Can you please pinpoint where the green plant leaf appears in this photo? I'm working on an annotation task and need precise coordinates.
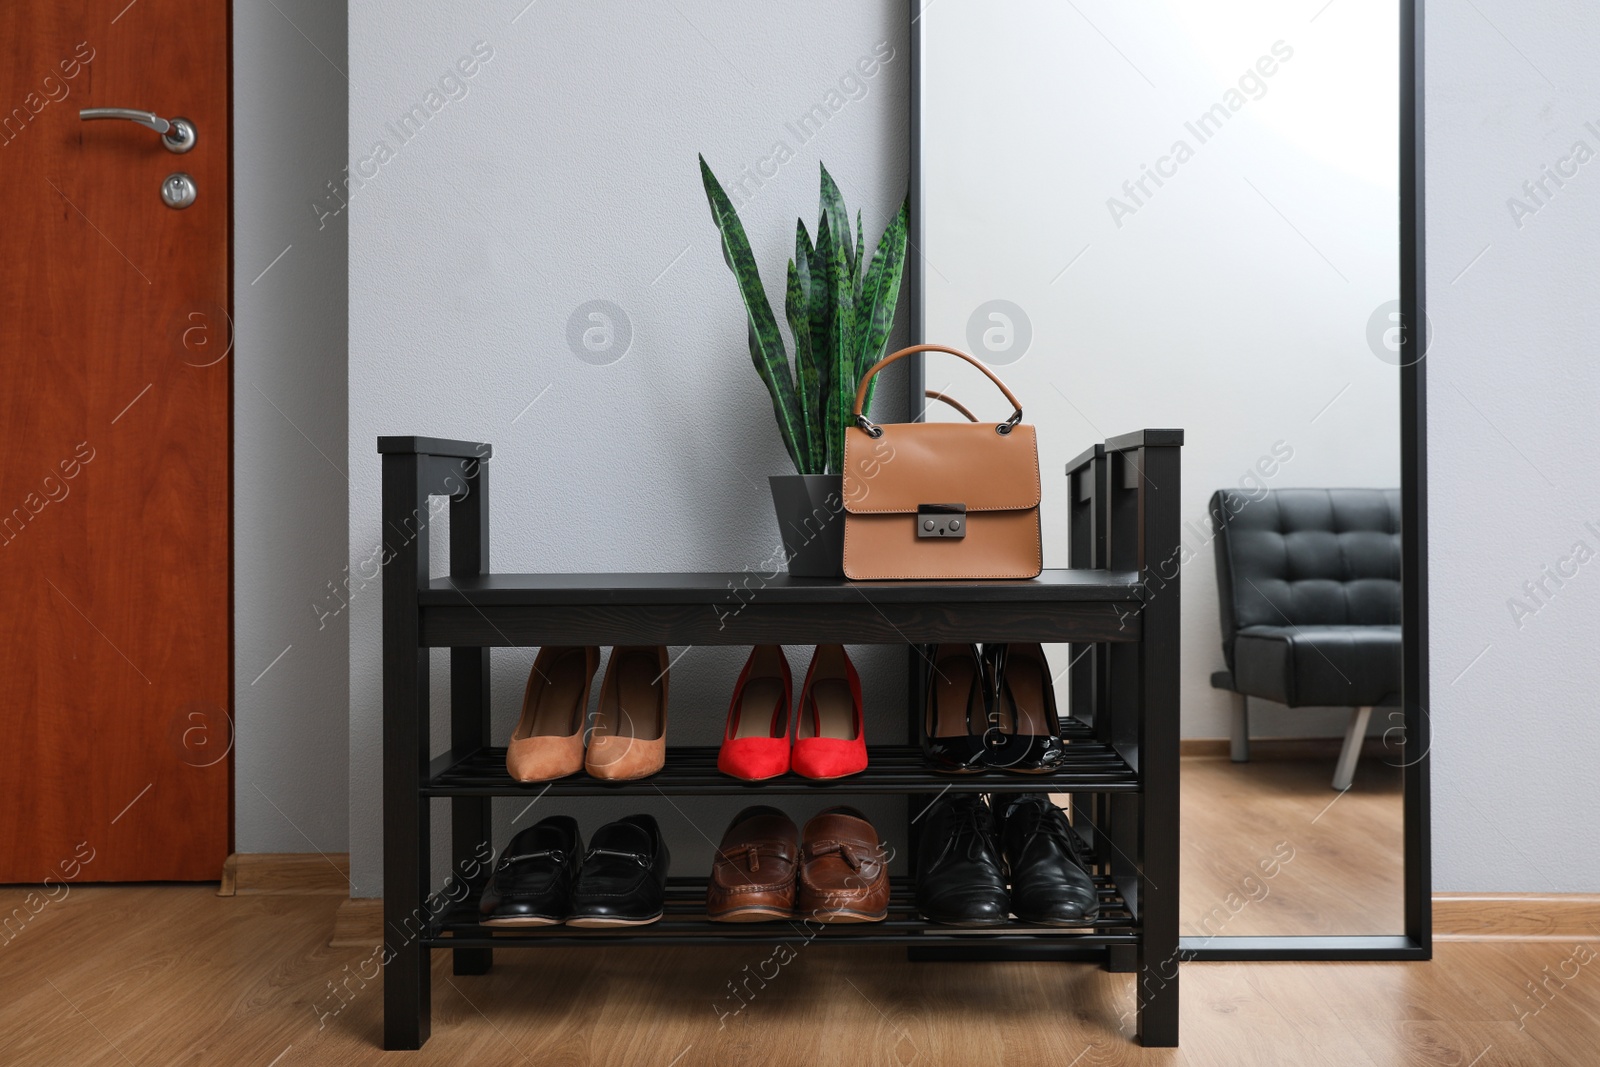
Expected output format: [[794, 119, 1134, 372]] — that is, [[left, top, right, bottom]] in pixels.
[[793, 217, 826, 469], [786, 237, 822, 474], [855, 195, 910, 416], [854, 209, 865, 287], [832, 261, 858, 476], [818, 163, 854, 279], [698, 154, 806, 472], [809, 218, 835, 469], [818, 214, 857, 474], [819, 214, 844, 473]]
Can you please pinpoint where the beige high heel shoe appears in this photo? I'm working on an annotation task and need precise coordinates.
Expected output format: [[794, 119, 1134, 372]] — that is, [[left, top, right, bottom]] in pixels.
[[585, 646, 669, 780], [506, 646, 600, 782]]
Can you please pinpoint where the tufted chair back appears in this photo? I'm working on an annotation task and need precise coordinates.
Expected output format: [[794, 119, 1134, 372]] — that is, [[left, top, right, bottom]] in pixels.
[[1210, 488, 1401, 671]]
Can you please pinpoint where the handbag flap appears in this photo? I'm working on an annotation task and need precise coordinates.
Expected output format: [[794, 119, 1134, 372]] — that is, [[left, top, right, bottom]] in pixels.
[[841, 422, 1041, 514]]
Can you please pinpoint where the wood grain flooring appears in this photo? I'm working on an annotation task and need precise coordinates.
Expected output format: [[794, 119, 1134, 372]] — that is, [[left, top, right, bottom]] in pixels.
[[1178, 751, 1404, 938], [3, 881, 1599, 1065]]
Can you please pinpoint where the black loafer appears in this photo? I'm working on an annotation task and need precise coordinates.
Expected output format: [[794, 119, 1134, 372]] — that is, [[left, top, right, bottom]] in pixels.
[[479, 816, 581, 926], [914, 793, 1010, 926], [567, 813, 670, 927], [998, 794, 1099, 926], [922, 644, 989, 774], [981, 644, 1067, 774]]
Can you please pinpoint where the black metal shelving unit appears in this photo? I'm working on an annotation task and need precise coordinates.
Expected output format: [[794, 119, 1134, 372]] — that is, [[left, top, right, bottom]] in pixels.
[[378, 429, 1183, 1050]]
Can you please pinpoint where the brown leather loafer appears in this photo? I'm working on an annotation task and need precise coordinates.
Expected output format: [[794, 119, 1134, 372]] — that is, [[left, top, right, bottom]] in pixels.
[[706, 806, 799, 922], [796, 806, 889, 923]]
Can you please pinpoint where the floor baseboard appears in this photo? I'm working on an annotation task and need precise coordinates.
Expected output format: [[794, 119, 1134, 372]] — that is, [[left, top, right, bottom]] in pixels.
[[330, 897, 383, 948], [1181, 736, 1391, 760], [1434, 893, 1600, 941], [216, 852, 352, 897]]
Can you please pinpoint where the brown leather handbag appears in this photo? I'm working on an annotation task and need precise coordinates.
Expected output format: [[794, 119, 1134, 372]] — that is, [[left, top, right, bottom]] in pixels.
[[841, 345, 1042, 580]]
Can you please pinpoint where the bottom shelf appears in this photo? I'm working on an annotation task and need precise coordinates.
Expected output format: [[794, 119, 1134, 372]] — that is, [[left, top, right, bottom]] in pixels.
[[422, 875, 1138, 949]]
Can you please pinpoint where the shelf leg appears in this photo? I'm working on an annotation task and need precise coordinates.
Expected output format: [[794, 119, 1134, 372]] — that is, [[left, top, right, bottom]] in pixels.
[[1125, 441, 1182, 1049], [382, 453, 433, 1050], [449, 461, 493, 976], [451, 651, 493, 975], [1104, 944, 1137, 973]]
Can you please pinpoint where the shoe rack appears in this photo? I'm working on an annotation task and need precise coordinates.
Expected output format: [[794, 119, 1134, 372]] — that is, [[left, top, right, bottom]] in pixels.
[[377, 430, 1183, 1050]]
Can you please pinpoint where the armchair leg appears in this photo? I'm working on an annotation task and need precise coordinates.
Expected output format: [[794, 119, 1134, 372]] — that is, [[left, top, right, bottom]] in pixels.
[[1331, 706, 1372, 791], [1229, 694, 1250, 762]]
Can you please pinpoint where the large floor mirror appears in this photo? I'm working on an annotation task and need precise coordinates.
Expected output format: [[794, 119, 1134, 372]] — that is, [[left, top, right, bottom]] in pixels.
[[910, 0, 1428, 954]]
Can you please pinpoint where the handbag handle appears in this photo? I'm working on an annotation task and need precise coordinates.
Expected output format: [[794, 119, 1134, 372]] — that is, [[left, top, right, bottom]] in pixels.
[[853, 344, 1023, 436], [924, 389, 978, 422]]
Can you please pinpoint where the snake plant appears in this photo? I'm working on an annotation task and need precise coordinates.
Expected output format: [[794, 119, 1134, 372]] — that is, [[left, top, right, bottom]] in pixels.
[[699, 155, 909, 475]]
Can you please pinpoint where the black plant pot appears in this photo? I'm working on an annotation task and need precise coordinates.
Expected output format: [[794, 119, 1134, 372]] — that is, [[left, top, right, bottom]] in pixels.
[[768, 474, 846, 578]]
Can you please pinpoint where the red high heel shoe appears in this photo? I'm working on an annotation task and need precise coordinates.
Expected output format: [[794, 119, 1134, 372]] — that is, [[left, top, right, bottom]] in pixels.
[[717, 645, 793, 780], [791, 644, 867, 780]]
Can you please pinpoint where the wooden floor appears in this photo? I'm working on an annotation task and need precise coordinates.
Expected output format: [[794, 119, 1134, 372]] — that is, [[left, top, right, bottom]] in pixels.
[[2, 878, 1597, 1066], [1179, 746, 1404, 937]]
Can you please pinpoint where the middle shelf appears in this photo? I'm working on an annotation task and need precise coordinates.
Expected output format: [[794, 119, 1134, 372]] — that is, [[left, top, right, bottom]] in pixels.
[[425, 744, 1139, 797]]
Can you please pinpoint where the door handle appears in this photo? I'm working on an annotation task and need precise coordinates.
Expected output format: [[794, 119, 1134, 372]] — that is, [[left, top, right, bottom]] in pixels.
[[79, 108, 197, 154]]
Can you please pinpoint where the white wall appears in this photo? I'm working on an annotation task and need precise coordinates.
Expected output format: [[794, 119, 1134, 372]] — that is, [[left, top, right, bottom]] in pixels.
[[1427, 2, 1600, 892], [920, 0, 1401, 742], [232, 0, 349, 856], [347, 1, 911, 895]]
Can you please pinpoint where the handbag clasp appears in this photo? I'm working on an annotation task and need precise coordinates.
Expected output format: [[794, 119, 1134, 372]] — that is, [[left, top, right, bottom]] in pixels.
[[916, 503, 966, 539]]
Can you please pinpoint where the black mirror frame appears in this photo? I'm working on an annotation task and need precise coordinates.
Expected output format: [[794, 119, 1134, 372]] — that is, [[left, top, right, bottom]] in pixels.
[[906, 0, 1430, 962]]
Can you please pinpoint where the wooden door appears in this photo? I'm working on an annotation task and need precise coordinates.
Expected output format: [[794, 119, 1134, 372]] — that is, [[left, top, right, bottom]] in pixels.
[[0, 2, 230, 881]]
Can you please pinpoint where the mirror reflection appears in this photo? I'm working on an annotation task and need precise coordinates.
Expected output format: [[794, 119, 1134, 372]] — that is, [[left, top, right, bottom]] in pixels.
[[919, 0, 1403, 936]]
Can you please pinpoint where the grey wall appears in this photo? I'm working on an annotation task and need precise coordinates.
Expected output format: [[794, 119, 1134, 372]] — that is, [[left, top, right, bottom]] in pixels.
[[1428, 3, 1600, 892], [337, 0, 1600, 897], [233, 0, 350, 857], [347, 1, 910, 895]]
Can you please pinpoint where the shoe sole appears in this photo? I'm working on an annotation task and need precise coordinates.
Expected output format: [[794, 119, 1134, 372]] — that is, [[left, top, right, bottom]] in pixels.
[[918, 914, 1011, 927], [805, 909, 888, 923], [706, 906, 793, 923], [481, 915, 562, 927], [1013, 913, 1101, 927], [565, 913, 664, 928]]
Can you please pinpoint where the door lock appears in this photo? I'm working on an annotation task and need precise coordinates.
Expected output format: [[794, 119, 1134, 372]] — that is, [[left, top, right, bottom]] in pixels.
[[161, 173, 197, 210]]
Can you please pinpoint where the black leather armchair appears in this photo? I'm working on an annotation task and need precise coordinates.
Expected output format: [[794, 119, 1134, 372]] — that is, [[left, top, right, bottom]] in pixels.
[[1209, 488, 1402, 790]]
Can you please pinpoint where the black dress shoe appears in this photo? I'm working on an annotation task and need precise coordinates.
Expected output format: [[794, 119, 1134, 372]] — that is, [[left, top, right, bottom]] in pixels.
[[981, 644, 1067, 773], [922, 644, 989, 774], [479, 816, 581, 926], [567, 813, 670, 927], [914, 793, 1010, 926], [998, 794, 1099, 926]]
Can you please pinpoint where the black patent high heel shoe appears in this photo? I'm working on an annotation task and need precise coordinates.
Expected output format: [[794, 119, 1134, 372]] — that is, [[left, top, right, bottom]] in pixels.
[[981, 643, 1066, 774], [922, 644, 988, 774]]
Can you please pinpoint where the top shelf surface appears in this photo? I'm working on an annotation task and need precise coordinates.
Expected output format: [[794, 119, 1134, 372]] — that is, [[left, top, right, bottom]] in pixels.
[[415, 570, 1147, 646], [421, 569, 1141, 606]]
